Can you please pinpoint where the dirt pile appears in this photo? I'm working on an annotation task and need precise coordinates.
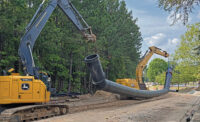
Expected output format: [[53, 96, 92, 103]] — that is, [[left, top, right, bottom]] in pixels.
[[78, 90, 118, 100]]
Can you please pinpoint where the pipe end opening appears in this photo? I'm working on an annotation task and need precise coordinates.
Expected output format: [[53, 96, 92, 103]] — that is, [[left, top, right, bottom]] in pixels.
[[85, 54, 99, 63]]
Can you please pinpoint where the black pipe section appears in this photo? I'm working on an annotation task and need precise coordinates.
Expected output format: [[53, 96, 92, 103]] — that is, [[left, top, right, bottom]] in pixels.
[[85, 54, 172, 98]]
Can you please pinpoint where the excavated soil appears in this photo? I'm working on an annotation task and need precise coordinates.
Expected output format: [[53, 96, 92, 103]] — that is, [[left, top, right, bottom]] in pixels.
[[36, 90, 200, 122]]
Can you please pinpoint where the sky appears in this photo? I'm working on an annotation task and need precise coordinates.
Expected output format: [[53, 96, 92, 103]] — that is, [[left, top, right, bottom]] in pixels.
[[124, 0, 200, 62]]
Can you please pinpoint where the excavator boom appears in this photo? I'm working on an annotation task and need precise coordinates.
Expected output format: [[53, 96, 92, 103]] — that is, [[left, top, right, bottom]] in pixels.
[[19, 0, 96, 79], [116, 46, 169, 90], [136, 46, 169, 89]]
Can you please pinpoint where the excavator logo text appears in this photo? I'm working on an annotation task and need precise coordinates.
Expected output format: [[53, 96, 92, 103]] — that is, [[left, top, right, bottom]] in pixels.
[[21, 78, 33, 81]]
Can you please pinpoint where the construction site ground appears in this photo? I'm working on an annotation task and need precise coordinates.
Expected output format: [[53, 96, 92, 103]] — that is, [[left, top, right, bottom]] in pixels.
[[38, 89, 200, 122]]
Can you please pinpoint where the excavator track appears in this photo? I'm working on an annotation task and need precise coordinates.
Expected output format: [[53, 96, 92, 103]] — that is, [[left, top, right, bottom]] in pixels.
[[0, 104, 69, 122]]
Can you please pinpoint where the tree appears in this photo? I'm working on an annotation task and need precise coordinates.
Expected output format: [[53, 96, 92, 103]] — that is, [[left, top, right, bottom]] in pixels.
[[0, 0, 142, 94], [158, 0, 200, 59], [172, 23, 200, 83], [0, 0, 30, 74], [147, 58, 168, 82], [158, 0, 200, 25], [78, 0, 142, 81], [155, 72, 166, 84]]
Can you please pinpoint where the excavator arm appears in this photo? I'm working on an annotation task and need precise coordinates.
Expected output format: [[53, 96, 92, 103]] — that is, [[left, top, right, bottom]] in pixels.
[[18, 0, 96, 78], [136, 46, 169, 86]]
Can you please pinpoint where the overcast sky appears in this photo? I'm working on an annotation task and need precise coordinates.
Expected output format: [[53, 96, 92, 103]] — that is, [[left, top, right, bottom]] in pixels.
[[124, 0, 200, 62]]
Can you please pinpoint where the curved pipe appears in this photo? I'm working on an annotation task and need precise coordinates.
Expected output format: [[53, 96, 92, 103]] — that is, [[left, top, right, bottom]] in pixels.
[[85, 54, 172, 98]]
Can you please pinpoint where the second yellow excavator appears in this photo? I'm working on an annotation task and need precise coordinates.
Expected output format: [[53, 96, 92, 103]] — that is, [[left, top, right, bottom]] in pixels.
[[116, 46, 169, 90]]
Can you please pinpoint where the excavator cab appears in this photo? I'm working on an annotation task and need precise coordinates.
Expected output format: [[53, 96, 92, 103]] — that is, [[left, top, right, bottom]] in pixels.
[[38, 72, 57, 95], [0, 72, 50, 104], [39, 71, 51, 91], [0, 66, 51, 104]]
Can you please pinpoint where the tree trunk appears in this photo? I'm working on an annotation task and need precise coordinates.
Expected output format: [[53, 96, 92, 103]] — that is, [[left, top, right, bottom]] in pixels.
[[0, 34, 3, 61], [57, 80, 64, 93], [57, 80, 61, 93], [68, 52, 73, 93], [51, 69, 57, 88]]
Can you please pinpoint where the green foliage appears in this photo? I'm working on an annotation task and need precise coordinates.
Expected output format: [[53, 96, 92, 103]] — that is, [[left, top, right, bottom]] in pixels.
[[155, 72, 166, 84], [147, 58, 168, 82], [0, 0, 142, 93], [172, 23, 200, 84], [158, 0, 200, 25]]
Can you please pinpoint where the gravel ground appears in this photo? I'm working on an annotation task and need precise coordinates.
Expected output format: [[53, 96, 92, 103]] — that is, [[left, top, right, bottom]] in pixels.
[[37, 91, 200, 122]]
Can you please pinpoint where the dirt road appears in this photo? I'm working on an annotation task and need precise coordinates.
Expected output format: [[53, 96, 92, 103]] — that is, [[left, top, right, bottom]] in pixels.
[[38, 92, 200, 122]]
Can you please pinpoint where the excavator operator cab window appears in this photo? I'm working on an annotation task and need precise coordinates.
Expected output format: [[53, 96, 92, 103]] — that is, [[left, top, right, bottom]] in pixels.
[[39, 72, 51, 91]]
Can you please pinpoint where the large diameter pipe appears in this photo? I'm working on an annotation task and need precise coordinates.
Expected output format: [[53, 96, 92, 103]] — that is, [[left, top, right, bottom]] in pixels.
[[85, 54, 172, 98]]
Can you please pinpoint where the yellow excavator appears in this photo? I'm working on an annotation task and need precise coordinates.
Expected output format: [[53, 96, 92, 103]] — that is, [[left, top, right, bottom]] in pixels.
[[0, 0, 95, 121], [116, 46, 169, 90]]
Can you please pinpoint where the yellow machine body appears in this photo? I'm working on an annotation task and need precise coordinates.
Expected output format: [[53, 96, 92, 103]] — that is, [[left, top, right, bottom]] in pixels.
[[116, 79, 140, 89], [116, 46, 169, 90], [0, 73, 50, 104]]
